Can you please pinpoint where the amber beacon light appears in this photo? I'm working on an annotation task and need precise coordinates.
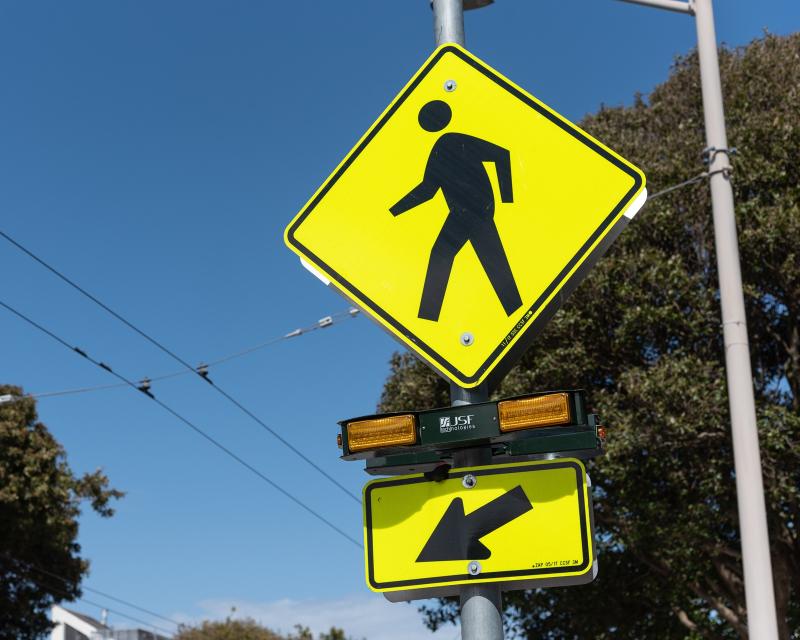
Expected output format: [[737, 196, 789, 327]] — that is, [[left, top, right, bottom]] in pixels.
[[498, 393, 572, 432], [345, 415, 417, 452]]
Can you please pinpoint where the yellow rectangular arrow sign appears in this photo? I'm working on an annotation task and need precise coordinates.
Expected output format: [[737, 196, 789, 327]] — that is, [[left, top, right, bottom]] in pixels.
[[363, 459, 596, 598]]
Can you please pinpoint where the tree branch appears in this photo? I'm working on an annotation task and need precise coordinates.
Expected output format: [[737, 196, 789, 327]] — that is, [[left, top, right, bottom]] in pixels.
[[712, 557, 744, 609], [689, 580, 748, 638], [673, 607, 714, 640]]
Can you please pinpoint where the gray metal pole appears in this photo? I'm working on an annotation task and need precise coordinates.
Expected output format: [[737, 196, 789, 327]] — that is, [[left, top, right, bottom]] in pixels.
[[620, 0, 780, 635], [431, 5, 504, 636], [693, 1, 779, 636], [432, 0, 466, 48], [451, 384, 504, 640]]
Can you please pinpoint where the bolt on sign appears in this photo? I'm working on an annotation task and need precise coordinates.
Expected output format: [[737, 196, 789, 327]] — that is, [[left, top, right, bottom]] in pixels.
[[285, 44, 647, 388], [363, 459, 596, 601]]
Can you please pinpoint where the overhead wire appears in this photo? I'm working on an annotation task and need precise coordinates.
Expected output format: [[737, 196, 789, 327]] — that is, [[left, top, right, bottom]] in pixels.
[[77, 592, 179, 631], [1, 308, 358, 403], [6, 561, 174, 635], [72, 596, 176, 637], [3, 553, 180, 630], [646, 172, 708, 200], [0, 228, 360, 504], [9, 554, 181, 627], [12, 381, 127, 400], [0, 299, 363, 550]]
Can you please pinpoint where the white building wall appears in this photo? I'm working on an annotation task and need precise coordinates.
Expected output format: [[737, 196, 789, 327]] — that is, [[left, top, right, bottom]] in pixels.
[[51, 605, 107, 640]]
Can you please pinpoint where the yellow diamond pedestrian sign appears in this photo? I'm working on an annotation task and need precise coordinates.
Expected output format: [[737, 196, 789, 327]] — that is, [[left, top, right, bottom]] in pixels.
[[285, 44, 646, 388], [363, 459, 596, 599]]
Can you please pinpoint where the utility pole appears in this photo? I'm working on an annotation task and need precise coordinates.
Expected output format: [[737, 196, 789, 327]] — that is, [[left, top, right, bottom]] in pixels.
[[619, 1, 779, 637], [430, 3, 503, 637]]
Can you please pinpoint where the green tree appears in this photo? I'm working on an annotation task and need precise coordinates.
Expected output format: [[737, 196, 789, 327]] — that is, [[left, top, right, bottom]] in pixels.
[[379, 33, 800, 639], [0, 385, 124, 640], [174, 619, 357, 640], [175, 618, 285, 640], [318, 627, 350, 640]]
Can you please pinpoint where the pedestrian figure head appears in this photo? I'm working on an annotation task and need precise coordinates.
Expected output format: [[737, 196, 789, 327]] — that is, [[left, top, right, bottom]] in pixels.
[[418, 100, 452, 132]]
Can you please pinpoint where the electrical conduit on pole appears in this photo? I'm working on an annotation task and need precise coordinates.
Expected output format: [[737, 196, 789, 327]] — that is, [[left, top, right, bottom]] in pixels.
[[431, 2, 504, 638]]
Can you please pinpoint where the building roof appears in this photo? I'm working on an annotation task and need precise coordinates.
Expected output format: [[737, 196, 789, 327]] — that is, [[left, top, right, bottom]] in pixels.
[[61, 607, 111, 631]]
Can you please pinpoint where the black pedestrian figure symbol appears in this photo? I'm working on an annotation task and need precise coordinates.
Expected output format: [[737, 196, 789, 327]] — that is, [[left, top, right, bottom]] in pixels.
[[390, 100, 523, 322]]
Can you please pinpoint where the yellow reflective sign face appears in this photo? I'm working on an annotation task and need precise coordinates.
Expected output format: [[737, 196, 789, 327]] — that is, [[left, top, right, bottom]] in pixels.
[[363, 459, 595, 593], [285, 45, 646, 388]]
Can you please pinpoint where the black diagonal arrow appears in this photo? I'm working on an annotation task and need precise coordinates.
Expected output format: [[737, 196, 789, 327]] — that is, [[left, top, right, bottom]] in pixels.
[[416, 485, 533, 562]]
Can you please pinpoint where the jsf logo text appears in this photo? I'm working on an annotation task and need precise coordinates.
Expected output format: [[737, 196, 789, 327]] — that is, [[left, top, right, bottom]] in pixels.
[[439, 414, 476, 433]]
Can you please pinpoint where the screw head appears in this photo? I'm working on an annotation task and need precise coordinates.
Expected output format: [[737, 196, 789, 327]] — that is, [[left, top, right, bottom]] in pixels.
[[467, 561, 482, 575], [444, 79, 457, 92], [462, 474, 477, 489], [460, 332, 474, 346]]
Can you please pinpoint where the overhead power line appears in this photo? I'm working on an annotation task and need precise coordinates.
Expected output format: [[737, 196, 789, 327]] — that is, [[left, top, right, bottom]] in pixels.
[[3, 553, 180, 630], [0, 299, 362, 550], [0, 307, 358, 403], [5, 559, 175, 636], [0, 228, 359, 504], [72, 595, 175, 637], [37, 565, 179, 626]]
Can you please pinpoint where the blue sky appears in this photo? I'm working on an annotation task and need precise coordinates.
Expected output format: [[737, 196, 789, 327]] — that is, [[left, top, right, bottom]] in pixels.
[[1, 1, 798, 638]]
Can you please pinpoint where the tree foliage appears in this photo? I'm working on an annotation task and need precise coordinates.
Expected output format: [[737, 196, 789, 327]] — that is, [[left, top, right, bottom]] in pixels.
[[0, 385, 124, 640], [174, 618, 358, 640], [379, 33, 800, 639]]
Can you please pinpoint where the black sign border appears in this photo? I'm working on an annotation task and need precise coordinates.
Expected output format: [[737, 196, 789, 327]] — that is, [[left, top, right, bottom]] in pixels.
[[286, 45, 643, 386], [363, 460, 591, 590]]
